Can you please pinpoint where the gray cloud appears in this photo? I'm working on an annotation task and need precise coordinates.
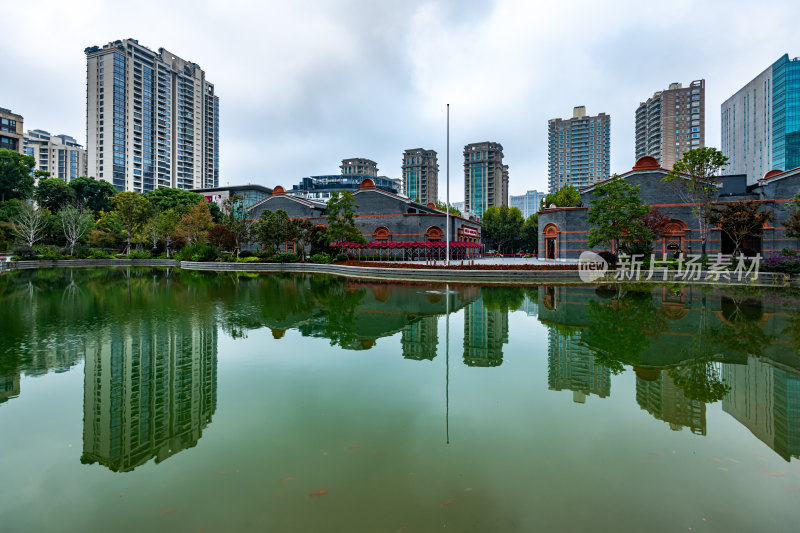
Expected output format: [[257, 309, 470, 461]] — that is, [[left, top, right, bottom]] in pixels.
[[1, 0, 799, 201]]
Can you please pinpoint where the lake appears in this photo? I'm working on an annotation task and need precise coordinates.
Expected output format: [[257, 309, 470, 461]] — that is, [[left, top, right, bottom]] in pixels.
[[1, 268, 798, 532]]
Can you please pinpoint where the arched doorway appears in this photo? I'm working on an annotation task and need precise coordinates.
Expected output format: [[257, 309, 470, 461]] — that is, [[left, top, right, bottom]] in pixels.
[[661, 220, 687, 257], [543, 224, 558, 259]]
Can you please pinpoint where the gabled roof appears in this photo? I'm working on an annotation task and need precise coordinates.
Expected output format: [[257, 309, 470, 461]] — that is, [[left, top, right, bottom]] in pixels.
[[248, 188, 326, 213], [756, 167, 800, 184]]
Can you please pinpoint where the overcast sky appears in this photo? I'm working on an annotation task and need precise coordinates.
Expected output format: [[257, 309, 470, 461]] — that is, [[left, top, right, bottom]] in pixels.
[[1, 0, 799, 201]]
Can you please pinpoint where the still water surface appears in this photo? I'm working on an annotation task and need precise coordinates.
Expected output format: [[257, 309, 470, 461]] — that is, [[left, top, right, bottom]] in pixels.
[[1, 268, 799, 532]]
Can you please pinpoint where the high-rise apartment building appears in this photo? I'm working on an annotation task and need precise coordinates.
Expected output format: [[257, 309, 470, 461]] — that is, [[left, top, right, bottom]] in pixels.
[[510, 189, 545, 219], [85, 39, 219, 193], [340, 158, 378, 177], [547, 107, 610, 193], [23, 130, 87, 182], [635, 80, 705, 170], [402, 148, 438, 204], [721, 54, 800, 183], [0, 107, 23, 153], [463, 142, 508, 217]]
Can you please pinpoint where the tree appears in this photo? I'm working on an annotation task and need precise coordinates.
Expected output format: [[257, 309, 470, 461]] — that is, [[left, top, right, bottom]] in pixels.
[[541, 184, 581, 209], [88, 210, 125, 249], [112, 191, 150, 255], [10, 201, 48, 248], [707, 200, 775, 255], [176, 201, 213, 245], [158, 209, 182, 257], [209, 224, 236, 250], [35, 178, 75, 213], [434, 200, 461, 216], [664, 147, 728, 256], [221, 195, 252, 257], [257, 209, 290, 252], [587, 175, 653, 254], [326, 191, 365, 247], [520, 213, 538, 253], [60, 205, 93, 255], [292, 218, 315, 260], [783, 194, 800, 240], [0, 149, 35, 201], [67, 176, 117, 213], [481, 205, 524, 253]]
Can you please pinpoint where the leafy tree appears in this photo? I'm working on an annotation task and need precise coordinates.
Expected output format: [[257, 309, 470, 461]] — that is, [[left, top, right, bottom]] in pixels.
[[707, 200, 775, 255], [158, 208, 182, 257], [783, 193, 800, 240], [67, 177, 117, 213], [542, 184, 581, 209], [326, 191, 365, 247], [291, 218, 315, 260], [587, 175, 653, 254], [434, 200, 461, 216], [60, 205, 94, 255], [0, 148, 35, 201], [35, 178, 76, 213], [520, 213, 538, 253], [664, 147, 728, 256], [145, 187, 207, 214], [257, 209, 290, 253], [176, 201, 213, 245], [88, 210, 125, 249], [482, 205, 524, 253], [10, 201, 49, 248], [0, 198, 22, 222], [221, 195, 252, 257], [209, 224, 236, 250], [112, 191, 151, 255]]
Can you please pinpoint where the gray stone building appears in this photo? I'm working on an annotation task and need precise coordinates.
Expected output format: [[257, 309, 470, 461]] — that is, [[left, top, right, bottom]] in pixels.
[[340, 158, 378, 177], [464, 141, 508, 217], [538, 156, 800, 260], [249, 178, 481, 245], [402, 148, 438, 205], [0, 107, 23, 153], [23, 130, 88, 183]]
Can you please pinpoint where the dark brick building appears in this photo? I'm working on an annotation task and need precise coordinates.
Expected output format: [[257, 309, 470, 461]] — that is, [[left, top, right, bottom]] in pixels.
[[249, 178, 481, 245], [538, 156, 800, 260]]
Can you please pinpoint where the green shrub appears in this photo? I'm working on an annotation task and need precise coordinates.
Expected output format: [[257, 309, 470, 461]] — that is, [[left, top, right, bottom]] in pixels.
[[12, 245, 36, 260], [334, 253, 348, 262], [38, 246, 65, 261], [273, 252, 298, 263], [128, 250, 152, 259], [309, 252, 332, 264], [237, 256, 261, 263], [255, 250, 273, 259], [178, 242, 219, 262], [780, 248, 799, 258], [219, 253, 236, 262], [89, 249, 113, 259]]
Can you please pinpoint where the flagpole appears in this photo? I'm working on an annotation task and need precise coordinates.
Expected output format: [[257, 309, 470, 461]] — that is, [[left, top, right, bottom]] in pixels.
[[446, 103, 450, 267]]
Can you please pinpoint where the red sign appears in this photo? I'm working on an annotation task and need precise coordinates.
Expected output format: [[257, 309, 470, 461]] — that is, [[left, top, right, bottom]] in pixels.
[[462, 226, 478, 236]]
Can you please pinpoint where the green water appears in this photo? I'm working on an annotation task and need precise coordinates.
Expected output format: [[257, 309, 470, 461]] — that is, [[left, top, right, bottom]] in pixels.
[[1, 268, 799, 532]]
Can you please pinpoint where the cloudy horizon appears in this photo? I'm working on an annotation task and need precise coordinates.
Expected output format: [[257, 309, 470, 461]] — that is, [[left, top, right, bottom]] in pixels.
[[1, 0, 799, 202]]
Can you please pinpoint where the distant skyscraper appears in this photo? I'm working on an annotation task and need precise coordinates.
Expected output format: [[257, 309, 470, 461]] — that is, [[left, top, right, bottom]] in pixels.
[[0, 107, 23, 153], [721, 54, 800, 183], [547, 329, 610, 403], [340, 158, 378, 177], [23, 130, 87, 183], [635, 80, 705, 170], [463, 142, 508, 217], [547, 106, 610, 193], [402, 148, 438, 204], [510, 189, 545, 219], [85, 39, 219, 192]]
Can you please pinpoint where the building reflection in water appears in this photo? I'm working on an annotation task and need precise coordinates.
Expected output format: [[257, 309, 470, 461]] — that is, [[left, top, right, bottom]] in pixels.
[[463, 297, 509, 367], [81, 317, 217, 472], [635, 368, 706, 435], [0, 371, 20, 405], [722, 357, 800, 461], [401, 316, 439, 361], [547, 329, 610, 403]]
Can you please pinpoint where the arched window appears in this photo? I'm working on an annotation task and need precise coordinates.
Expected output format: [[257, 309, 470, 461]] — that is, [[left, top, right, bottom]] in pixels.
[[661, 220, 687, 257], [543, 223, 559, 259], [426, 226, 443, 242], [374, 226, 391, 241]]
